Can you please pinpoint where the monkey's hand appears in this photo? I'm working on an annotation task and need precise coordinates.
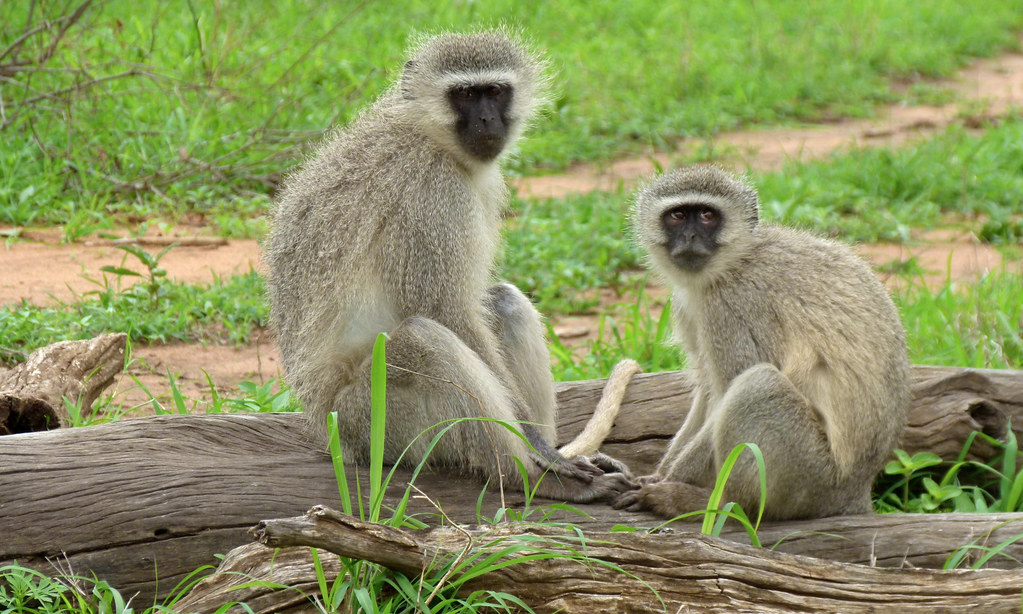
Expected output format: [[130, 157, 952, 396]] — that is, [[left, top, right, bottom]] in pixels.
[[612, 480, 711, 519], [542, 453, 602, 482], [533, 454, 638, 502], [587, 452, 634, 480]]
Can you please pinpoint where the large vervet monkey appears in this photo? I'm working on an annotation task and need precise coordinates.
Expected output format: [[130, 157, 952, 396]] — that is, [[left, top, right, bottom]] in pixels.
[[615, 166, 910, 519], [265, 31, 634, 502]]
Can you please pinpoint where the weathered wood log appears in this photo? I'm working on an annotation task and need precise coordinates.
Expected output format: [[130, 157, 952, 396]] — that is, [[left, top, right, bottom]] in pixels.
[[175, 506, 1023, 614], [0, 333, 126, 434], [1, 365, 1021, 605], [557, 366, 1023, 474]]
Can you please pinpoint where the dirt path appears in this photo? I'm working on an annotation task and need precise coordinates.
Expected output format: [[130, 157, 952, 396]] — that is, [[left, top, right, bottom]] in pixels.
[[3, 42, 1022, 412], [513, 44, 1023, 197]]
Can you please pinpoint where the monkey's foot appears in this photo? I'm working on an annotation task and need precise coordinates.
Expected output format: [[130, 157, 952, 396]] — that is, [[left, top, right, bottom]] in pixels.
[[612, 480, 711, 519]]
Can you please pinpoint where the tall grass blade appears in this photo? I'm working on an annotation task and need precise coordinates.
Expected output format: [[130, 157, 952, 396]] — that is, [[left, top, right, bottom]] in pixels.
[[370, 332, 388, 523], [167, 369, 189, 414], [701, 443, 766, 537], [328, 412, 353, 516], [1001, 426, 1018, 506]]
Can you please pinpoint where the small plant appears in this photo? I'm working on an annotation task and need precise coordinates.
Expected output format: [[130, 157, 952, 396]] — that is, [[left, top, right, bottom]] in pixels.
[[99, 243, 177, 301], [879, 449, 945, 512], [310, 333, 661, 613], [315, 333, 536, 612], [875, 425, 1023, 516], [0, 564, 133, 614]]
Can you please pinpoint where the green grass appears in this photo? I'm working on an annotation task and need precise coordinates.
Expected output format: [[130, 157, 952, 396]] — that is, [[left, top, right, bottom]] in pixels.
[[758, 118, 1023, 242], [3, 1, 1023, 235], [503, 190, 643, 313], [551, 266, 1023, 382], [4, 4, 1023, 611], [511, 118, 1023, 314], [0, 270, 265, 363], [897, 269, 1023, 369]]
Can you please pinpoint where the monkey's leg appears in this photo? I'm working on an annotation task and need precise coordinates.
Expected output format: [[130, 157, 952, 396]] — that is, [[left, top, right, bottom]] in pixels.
[[340, 316, 631, 502], [712, 363, 866, 519], [334, 316, 537, 481], [484, 283, 557, 442], [485, 283, 636, 481], [483, 284, 587, 467], [652, 389, 711, 479]]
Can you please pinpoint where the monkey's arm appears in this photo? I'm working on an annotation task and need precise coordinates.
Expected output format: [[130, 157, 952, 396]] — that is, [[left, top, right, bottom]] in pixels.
[[661, 422, 717, 487], [654, 388, 710, 477]]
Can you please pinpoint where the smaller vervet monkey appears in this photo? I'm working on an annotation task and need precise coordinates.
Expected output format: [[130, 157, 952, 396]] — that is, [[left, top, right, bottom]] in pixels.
[[615, 166, 910, 520]]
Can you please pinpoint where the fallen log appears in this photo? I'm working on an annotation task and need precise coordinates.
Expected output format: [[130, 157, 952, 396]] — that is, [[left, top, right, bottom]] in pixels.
[[175, 506, 1023, 614], [557, 365, 1023, 474], [1, 365, 1021, 605], [0, 333, 126, 434]]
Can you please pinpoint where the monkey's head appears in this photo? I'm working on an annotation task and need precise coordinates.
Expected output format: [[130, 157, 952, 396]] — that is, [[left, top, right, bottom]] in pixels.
[[634, 166, 760, 284], [398, 30, 549, 166]]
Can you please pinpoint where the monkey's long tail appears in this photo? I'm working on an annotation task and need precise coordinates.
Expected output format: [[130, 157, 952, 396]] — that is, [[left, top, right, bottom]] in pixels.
[[558, 358, 642, 458]]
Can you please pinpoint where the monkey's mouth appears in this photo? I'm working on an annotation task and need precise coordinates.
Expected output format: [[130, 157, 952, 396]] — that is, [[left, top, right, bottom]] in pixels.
[[466, 135, 505, 160], [671, 251, 712, 271]]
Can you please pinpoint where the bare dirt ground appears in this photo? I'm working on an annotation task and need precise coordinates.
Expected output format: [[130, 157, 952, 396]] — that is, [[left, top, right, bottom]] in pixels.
[[3, 43, 1022, 412]]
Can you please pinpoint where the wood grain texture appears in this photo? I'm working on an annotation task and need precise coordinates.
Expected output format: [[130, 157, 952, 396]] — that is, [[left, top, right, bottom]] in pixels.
[[2, 365, 1022, 605], [176, 506, 1023, 614], [0, 333, 125, 433]]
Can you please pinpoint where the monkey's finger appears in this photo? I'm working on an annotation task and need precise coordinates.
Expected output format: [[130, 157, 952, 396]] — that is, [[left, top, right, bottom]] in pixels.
[[588, 452, 633, 478], [605, 472, 640, 493], [562, 455, 604, 479], [635, 474, 662, 487], [538, 455, 595, 484], [589, 474, 638, 503]]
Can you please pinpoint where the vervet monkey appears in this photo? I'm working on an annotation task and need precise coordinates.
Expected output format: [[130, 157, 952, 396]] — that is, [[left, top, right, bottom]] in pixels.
[[615, 166, 910, 520], [265, 31, 633, 502]]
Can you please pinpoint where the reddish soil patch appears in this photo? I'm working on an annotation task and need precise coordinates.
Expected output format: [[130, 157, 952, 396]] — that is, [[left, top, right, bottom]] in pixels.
[[3, 42, 1022, 411], [0, 232, 264, 305]]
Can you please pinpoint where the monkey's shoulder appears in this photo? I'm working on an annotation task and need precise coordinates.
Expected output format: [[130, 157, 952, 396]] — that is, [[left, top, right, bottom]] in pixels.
[[702, 224, 899, 334], [749, 225, 877, 284]]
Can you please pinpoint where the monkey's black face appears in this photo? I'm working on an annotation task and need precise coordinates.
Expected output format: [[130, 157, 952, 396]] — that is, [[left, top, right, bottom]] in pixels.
[[661, 204, 722, 271], [448, 83, 513, 161]]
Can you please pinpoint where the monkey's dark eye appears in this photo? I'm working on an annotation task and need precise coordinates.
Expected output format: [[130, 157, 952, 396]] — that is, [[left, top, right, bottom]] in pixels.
[[699, 208, 716, 224], [485, 84, 503, 97], [453, 87, 472, 99], [664, 208, 687, 226]]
